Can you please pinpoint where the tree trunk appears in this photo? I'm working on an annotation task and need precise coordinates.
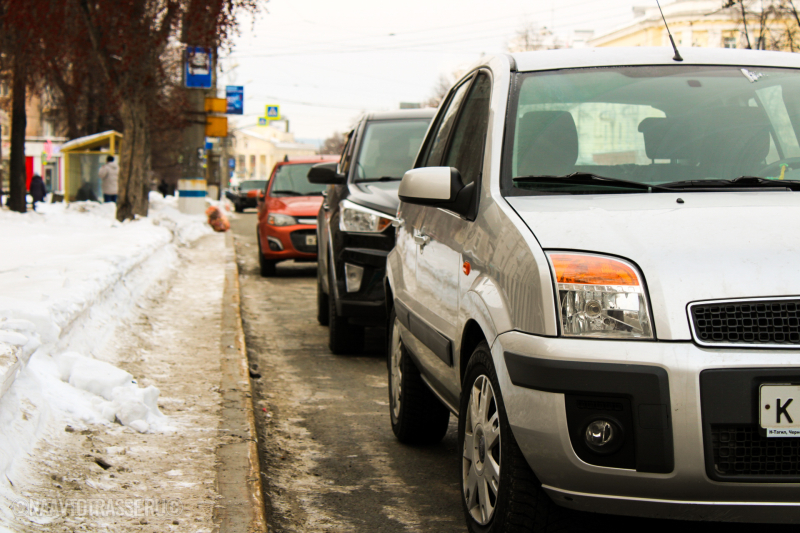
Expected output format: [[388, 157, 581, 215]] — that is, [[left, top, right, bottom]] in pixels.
[[8, 57, 27, 213], [116, 98, 151, 221]]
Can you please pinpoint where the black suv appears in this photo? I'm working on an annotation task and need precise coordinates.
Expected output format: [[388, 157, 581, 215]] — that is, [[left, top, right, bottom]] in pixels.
[[310, 109, 434, 354]]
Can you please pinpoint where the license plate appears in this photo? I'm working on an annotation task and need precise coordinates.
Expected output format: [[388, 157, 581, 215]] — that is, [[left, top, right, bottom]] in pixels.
[[760, 384, 800, 437], [305, 235, 317, 246]]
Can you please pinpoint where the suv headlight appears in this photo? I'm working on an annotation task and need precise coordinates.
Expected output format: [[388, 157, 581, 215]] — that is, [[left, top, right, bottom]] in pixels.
[[339, 199, 395, 233], [547, 252, 653, 340], [267, 213, 297, 226]]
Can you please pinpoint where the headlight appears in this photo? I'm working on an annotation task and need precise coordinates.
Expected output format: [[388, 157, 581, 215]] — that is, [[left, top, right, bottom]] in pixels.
[[547, 252, 653, 340], [339, 199, 395, 233], [267, 213, 297, 226]]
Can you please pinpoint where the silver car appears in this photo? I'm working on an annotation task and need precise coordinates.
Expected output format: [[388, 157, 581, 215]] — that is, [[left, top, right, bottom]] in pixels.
[[385, 47, 800, 531]]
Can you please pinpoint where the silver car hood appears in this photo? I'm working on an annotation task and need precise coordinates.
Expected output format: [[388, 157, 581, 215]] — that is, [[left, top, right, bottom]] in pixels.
[[506, 191, 800, 340]]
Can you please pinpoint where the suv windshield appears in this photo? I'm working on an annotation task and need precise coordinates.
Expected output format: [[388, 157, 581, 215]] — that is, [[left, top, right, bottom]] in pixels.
[[270, 163, 327, 196], [505, 65, 800, 195], [354, 119, 430, 182], [239, 180, 267, 192]]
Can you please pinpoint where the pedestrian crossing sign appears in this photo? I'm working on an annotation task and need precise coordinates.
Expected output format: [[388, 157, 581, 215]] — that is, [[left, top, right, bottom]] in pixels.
[[266, 105, 281, 120], [258, 117, 268, 126]]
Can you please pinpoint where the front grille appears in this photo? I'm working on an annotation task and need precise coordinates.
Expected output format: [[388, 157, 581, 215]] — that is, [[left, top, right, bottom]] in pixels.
[[690, 299, 800, 346], [712, 424, 800, 477], [290, 229, 316, 254]]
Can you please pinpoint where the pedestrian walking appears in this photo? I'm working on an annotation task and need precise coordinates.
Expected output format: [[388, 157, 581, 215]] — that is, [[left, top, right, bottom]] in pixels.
[[99, 155, 119, 203], [29, 174, 46, 211]]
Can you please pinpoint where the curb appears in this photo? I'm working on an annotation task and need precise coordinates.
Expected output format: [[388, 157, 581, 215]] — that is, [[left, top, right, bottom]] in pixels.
[[215, 231, 267, 533]]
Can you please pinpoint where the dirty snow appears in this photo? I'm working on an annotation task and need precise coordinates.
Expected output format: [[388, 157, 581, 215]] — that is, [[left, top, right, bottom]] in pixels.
[[0, 194, 224, 531]]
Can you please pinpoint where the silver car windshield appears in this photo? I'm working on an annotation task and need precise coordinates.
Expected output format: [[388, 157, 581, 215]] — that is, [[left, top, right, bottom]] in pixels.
[[507, 65, 800, 194], [354, 119, 430, 182]]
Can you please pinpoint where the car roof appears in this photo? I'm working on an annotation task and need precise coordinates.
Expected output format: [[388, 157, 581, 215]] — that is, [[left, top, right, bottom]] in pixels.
[[509, 47, 800, 73], [362, 108, 436, 122], [274, 156, 339, 167]]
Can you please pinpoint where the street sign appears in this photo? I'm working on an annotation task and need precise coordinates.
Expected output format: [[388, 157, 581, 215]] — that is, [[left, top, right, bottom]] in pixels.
[[206, 116, 228, 137], [185, 46, 213, 89], [266, 105, 280, 120], [205, 141, 213, 150], [228, 158, 236, 169], [226, 86, 244, 115], [258, 117, 268, 126], [204, 97, 226, 113]]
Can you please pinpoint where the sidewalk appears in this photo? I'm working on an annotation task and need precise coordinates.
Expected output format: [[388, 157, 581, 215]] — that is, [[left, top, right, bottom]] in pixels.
[[0, 197, 264, 532]]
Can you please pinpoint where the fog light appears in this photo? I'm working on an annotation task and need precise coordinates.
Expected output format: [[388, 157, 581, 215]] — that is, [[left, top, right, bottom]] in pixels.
[[584, 419, 623, 454], [267, 237, 283, 251], [344, 263, 364, 293]]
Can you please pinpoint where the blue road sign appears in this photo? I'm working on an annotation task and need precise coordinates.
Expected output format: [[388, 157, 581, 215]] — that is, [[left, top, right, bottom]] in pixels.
[[226, 86, 244, 115], [258, 117, 268, 126], [228, 158, 236, 169], [185, 46, 213, 89], [266, 105, 280, 119]]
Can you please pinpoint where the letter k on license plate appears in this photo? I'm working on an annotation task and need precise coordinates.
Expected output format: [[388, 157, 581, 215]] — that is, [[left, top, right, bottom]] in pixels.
[[760, 384, 800, 437]]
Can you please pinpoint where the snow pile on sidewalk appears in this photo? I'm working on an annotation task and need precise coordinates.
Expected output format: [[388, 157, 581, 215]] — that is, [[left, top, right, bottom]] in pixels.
[[0, 194, 213, 483]]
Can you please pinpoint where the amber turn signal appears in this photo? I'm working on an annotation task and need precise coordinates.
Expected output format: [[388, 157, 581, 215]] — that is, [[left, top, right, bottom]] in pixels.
[[549, 253, 639, 286], [463, 261, 471, 276]]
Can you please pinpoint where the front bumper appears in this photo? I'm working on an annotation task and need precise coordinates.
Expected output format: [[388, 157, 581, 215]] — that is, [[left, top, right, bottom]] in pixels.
[[260, 223, 318, 261], [493, 331, 800, 522]]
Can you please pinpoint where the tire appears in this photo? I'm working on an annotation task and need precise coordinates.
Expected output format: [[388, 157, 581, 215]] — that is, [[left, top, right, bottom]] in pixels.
[[317, 263, 329, 326], [235, 201, 244, 213], [388, 308, 450, 445], [327, 258, 364, 354], [258, 236, 276, 277], [459, 343, 578, 533]]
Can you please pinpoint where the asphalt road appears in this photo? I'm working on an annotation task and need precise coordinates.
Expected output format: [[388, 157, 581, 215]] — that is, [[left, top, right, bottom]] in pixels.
[[231, 211, 760, 533]]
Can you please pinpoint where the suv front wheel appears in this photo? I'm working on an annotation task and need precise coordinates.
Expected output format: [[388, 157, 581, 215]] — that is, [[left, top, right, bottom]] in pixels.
[[460, 343, 579, 533]]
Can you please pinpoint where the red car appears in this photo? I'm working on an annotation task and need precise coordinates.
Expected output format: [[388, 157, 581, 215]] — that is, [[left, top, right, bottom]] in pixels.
[[257, 157, 339, 276]]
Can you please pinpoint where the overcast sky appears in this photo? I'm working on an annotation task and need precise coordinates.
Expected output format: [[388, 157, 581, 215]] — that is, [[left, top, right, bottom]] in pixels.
[[223, 0, 659, 142]]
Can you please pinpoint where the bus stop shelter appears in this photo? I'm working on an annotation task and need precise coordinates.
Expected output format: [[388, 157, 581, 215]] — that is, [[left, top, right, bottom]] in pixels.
[[60, 130, 122, 202]]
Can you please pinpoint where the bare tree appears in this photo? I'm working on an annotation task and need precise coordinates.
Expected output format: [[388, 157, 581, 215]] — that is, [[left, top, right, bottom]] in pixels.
[[321, 131, 347, 156], [507, 23, 565, 53], [723, 0, 800, 50]]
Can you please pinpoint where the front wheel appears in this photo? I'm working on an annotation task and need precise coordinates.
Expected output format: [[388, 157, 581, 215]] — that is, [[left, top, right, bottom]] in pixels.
[[327, 259, 364, 354], [460, 343, 578, 533], [317, 263, 329, 326], [257, 235, 276, 277], [388, 308, 450, 444]]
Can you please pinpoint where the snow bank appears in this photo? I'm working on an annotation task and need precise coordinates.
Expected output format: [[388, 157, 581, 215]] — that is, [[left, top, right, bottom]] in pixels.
[[0, 194, 207, 482]]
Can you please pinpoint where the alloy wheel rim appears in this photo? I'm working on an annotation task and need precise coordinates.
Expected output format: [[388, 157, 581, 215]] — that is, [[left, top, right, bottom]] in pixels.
[[462, 374, 501, 525], [390, 320, 402, 420]]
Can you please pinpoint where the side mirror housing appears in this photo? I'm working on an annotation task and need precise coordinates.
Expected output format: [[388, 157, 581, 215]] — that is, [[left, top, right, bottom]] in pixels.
[[308, 162, 346, 184], [398, 167, 475, 218]]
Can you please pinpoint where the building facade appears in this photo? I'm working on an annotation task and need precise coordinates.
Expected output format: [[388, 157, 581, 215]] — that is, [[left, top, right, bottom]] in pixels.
[[589, 0, 753, 49], [228, 125, 316, 184]]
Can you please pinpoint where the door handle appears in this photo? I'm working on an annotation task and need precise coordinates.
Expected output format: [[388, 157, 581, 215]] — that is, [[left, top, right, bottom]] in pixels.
[[413, 234, 430, 246]]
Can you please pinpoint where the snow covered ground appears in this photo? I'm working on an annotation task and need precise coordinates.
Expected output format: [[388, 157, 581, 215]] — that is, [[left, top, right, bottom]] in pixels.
[[0, 195, 228, 531]]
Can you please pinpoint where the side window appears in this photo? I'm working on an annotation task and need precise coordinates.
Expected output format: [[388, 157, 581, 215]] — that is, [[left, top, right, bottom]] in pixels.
[[444, 72, 491, 186], [421, 77, 473, 167], [338, 129, 356, 176]]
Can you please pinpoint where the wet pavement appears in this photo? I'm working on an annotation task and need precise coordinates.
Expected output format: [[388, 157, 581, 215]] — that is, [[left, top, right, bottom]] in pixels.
[[231, 211, 764, 533]]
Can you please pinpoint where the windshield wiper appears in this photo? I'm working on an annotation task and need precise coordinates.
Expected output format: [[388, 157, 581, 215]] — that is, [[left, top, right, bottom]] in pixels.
[[658, 176, 799, 191], [357, 176, 401, 183], [513, 172, 674, 192], [271, 190, 303, 196]]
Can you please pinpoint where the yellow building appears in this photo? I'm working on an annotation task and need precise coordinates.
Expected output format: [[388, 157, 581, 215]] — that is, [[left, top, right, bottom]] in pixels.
[[589, 0, 755, 49], [229, 125, 316, 184]]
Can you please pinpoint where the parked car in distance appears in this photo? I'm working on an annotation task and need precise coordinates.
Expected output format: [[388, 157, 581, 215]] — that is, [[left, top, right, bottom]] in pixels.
[[256, 157, 338, 276], [387, 47, 800, 532], [228, 179, 268, 212], [311, 108, 435, 354]]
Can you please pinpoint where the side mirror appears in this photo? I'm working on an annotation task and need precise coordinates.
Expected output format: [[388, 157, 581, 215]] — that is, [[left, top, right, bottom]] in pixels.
[[398, 167, 474, 217], [308, 162, 346, 185]]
